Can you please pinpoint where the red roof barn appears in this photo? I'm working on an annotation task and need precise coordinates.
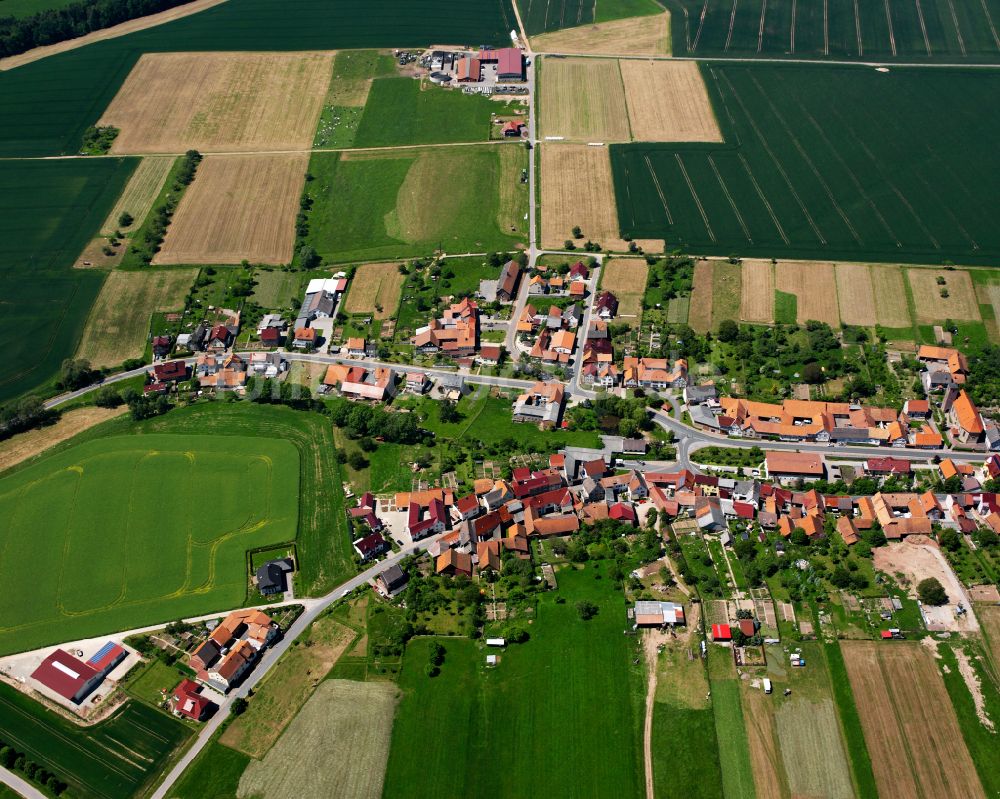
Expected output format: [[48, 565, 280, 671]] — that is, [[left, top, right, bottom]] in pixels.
[[31, 650, 103, 704]]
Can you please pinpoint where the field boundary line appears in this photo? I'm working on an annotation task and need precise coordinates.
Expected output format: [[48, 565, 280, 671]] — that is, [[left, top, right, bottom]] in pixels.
[[790, 0, 797, 53], [692, 0, 710, 51], [883, 0, 897, 56], [737, 153, 789, 244], [725, 0, 738, 51], [674, 154, 716, 242], [718, 71, 824, 242], [945, 0, 967, 55], [823, 0, 829, 54], [914, 0, 932, 55], [853, 0, 863, 56], [758, 0, 767, 53], [745, 71, 862, 245], [708, 155, 752, 242], [980, 0, 1000, 50], [644, 155, 674, 225]]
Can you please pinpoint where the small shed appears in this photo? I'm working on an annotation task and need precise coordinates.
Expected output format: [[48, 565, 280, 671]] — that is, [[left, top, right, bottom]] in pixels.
[[486, 638, 506, 647], [711, 623, 732, 641]]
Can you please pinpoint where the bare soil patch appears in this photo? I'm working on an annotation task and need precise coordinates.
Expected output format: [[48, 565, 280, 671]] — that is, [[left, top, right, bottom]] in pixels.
[[688, 261, 714, 333], [835, 263, 878, 326], [100, 51, 334, 153], [873, 538, 978, 632], [869, 265, 912, 327], [342, 263, 405, 320], [952, 645, 994, 731], [532, 12, 671, 56], [739, 259, 774, 323], [775, 261, 840, 326], [155, 153, 307, 265], [601, 258, 648, 325], [76, 268, 197, 368], [102, 156, 175, 236], [540, 144, 642, 251], [0, 0, 229, 71], [221, 616, 355, 758], [0, 407, 127, 473], [539, 57, 630, 143], [238, 679, 399, 799], [908, 268, 981, 323], [842, 641, 985, 799], [620, 60, 723, 142]]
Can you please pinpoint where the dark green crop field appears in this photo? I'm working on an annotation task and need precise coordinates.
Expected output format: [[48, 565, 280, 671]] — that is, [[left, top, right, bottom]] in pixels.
[[517, 0, 662, 34], [0, 0, 79, 19], [0, 681, 190, 799], [0, 157, 135, 403], [0, 0, 516, 156], [611, 63, 1000, 264], [662, 0, 1000, 60]]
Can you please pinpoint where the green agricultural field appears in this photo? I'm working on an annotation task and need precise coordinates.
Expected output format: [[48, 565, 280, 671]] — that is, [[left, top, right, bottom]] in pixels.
[[662, 0, 1000, 60], [0, 158, 135, 403], [303, 146, 526, 263], [135, 402, 355, 597], [168, 737, 250, 799], [353, 78, 504, 147], [0, 681, 190, 799], [612, 63, 1000, 265], [383, 562, 645, 798], [517, 0, 662, 34], [0, 0, 517, 157], [0, 432, 298, 655]]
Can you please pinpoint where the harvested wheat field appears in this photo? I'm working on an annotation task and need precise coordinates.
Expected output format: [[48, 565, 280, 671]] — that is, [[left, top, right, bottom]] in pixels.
[[834, 263, 878, 326], [869, 265, 912, 327], [739, 260, 774, 323], [541, 145, 616, 248], [539, 57, 630, 142], [76, 268, 197, 368], [620, 60, 723, 142], [775, 261, 840, 326], [0, 0, 229, 71], [531, 13, 671, 56], [601, 259, 648, 325], [100, 51, 334, 153], [908, 268, 981, 322], [0, 407, 127, 472], [101, 156, 174, 235], [155, 154, 307, 265], [774, 698, 853, 799], [688, 261, 714, 333], [842, 641, 985, 799], [238, 679, 399, 799], [343, 263, 405, 319]]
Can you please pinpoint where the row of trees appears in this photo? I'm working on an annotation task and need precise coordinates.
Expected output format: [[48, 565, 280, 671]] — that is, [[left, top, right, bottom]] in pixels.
[[0, 741, 67, 794], [0, 0, 195, 58]]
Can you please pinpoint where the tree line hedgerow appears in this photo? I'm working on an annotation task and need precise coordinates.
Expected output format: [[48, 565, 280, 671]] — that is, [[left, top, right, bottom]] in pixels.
[[0, 739, 68, 794], [0, 0, 197, 58]]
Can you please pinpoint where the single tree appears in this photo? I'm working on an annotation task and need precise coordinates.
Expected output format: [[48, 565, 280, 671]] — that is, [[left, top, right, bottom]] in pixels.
[[575, 600, 598, 620], [917, 577, 948, 606]]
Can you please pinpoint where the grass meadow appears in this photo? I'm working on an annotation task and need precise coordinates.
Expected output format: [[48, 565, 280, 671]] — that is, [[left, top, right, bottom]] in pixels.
[[611, 63, 1000, 265], [383, 562, 645, 798], [662, 0, 1000, 60], [304, 146, 526, 262], [0, 681, 189, 799], [0, 158, 135, 403], [0, 0, 517, 157], [354, 77, 503, 147], [167, 737, 250, 799], [0, 432, 298, 655]]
